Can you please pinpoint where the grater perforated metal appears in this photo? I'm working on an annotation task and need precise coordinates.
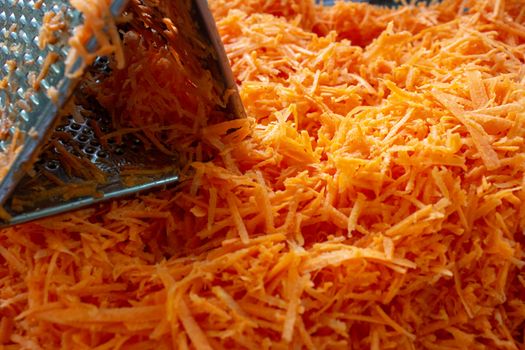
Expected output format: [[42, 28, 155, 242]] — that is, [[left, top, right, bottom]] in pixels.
[[0, 0, 244, 226]]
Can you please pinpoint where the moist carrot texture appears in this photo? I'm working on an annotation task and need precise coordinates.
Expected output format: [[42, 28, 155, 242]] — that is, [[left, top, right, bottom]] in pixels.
[[1, 0, 525, 349]]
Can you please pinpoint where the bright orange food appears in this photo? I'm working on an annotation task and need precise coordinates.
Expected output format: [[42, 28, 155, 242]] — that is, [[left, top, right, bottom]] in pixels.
[[0, 0, 524, 349]]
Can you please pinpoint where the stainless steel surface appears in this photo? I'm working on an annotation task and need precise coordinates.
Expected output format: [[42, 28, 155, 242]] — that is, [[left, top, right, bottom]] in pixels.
[[3, 84, 181, 226], [0, 0, 129, 219], [0, 0, 245, 226], [195, 0, 245, 119], [8, 175, 179, 226], [0, 0, 81, 206]]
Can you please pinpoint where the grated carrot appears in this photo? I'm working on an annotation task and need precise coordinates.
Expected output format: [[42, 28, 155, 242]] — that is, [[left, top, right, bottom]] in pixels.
[[33, 52, 59, 91], [38, 10, 67, 50], [0, 0, 524, 349], [178, 299, 213, 350]]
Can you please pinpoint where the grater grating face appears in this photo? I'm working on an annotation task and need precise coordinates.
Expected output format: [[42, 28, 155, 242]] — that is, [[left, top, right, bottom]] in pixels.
[[0, 0, 245, 226], [0, 0, 82, 204], [5, 71, 181, 225], [0, 0, 130, 223], [0, 0, 79, 125]]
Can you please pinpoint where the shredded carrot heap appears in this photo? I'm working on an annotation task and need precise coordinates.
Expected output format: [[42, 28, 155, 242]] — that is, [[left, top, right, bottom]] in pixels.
[[1, 0, 525, 349]]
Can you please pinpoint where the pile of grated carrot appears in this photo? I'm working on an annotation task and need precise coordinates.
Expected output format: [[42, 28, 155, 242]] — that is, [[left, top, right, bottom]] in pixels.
[[1, 0, 525, 348]]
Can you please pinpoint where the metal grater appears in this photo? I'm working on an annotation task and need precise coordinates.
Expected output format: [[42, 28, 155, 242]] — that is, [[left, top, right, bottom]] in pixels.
[[0, 0, 244, 226]]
